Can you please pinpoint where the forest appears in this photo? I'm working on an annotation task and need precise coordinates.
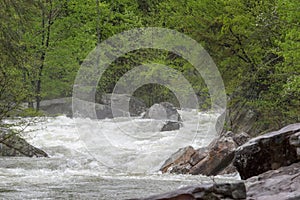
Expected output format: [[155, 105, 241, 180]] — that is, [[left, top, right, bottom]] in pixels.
[[0, 0, 299, 133]]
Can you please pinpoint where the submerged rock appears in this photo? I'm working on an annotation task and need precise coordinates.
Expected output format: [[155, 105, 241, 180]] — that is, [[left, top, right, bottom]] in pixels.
[[233, 123, 300, 180], [131, 182, 246, 200], [0, 128, 48, 157], [143, 102, 181, 121]]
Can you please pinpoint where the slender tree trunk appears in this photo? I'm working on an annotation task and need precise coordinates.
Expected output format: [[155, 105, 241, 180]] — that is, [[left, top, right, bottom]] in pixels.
[[96, 0, 101, 44], [95, 0, 102, 100], [36, 0, 52, 111]]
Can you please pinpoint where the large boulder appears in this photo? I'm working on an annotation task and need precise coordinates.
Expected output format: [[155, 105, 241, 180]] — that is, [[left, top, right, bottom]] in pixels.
[[100, 93, 147, 116], [0, 128, 48, 157], [143, 102, 181, 121], [233, 123, 300, 180], [160, 132, 250, 176], [246, 162, 300, 200], [131, 182, 246, 200]]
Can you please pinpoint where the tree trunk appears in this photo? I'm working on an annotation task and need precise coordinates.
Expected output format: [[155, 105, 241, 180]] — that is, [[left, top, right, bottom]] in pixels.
[[36, 0, 52, 111]]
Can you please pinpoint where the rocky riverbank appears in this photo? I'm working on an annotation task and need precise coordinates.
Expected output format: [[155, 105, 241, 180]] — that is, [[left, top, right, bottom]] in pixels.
[[133, 161, 300, 200], [143, 123, 300, 199], [246, 162, 300, 200], [4, 98, 300, 199]]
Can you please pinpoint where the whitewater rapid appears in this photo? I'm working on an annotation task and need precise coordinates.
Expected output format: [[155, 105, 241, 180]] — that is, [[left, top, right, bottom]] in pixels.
[[0, 111, 240, 199]]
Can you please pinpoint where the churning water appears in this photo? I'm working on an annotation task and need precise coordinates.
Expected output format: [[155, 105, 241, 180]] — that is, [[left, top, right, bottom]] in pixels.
[[0, 111, 240, 199]]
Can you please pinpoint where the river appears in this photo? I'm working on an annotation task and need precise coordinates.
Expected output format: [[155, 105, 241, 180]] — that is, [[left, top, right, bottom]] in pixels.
[[0, 111, 240, 199]]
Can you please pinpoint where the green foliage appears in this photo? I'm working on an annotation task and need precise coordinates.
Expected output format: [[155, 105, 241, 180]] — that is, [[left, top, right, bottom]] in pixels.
[[0, 0, 299, 131], [0, 0, 36, 121], [148, 0, 299, 130]]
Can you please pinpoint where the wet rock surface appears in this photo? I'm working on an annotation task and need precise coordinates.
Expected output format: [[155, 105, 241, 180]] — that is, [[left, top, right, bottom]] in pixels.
[[131, 182, 246, 200], [160, 123, 300, 199], [143, 102, 181, 121], [160, 146, 201, 174], [0, 128, 48, 157], [246, 162, 300, 200], [189, 135, 237, 175], [160, 132, 249, 176], [160, 121, 181, 132], [233, 123, 300, 179]]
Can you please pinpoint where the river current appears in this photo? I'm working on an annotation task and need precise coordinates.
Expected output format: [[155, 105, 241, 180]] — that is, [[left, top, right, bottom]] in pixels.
[[0, 111, 240, 199]]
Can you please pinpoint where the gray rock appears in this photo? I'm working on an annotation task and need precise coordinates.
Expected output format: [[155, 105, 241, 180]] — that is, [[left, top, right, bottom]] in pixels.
[[246, 162, 300, 200], [289, 132, 300, 147], [38, 94, 146, 119], [72, 98, 114, 119], [220, 100, 260, 136], [233, 123, 300, 180], [0, 128, 48, 157], [160, 121, 181, 132], [215, 110, 227, 135], [143, 102, 181, 121], [232, 132, 250, 146], [100, 93, 147, 116], [218, 163, 238, 175], [130, 182, 246, 200], [38, 97, 72, 117]]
